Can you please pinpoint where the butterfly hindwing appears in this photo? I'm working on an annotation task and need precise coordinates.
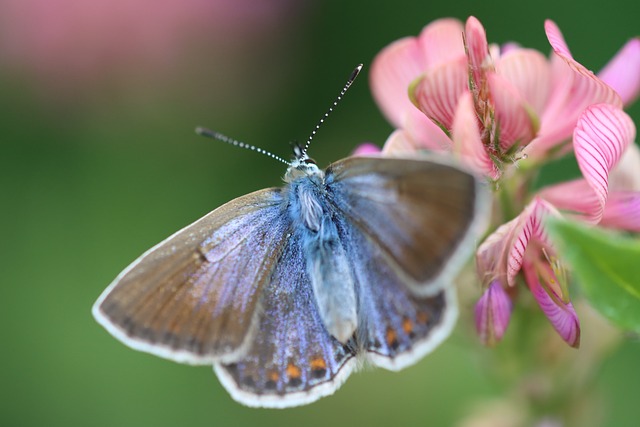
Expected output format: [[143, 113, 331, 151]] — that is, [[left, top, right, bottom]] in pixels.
[[334, 214, 458, 370], [326, 156, 487, 295], [215, 229, 357, 408], [93, 188, 289, 364]]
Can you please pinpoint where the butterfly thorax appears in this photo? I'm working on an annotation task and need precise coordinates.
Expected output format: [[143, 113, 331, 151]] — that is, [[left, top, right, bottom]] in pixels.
[[286, 172, 326, 232], [284, 157, 325, 183]]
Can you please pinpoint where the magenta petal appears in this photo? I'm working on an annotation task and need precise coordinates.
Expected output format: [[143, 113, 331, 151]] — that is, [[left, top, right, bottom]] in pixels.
[[487, 73, 536, 150], [418, 18, 465, 68], [452, 91, 499, 178], [523, 261, 581, 348], [598, 37, 640, 106], [411, 57, 468, 132], [574, 104, 636, 222], [601, 192, 640, 231], [370, 36, 424, 127], [352, 143, 381, 156], [475, 281, 513, 346]]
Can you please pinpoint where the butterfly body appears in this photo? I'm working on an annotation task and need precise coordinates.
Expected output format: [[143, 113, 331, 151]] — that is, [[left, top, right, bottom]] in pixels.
[[285, 160, 358, 343]]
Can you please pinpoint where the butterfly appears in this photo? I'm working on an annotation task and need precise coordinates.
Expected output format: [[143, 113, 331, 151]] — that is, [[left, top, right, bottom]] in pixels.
[[92, 64, 489, 408]]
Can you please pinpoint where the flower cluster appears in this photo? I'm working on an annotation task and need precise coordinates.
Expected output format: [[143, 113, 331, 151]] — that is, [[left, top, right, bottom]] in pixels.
[[364, 17, 640, 347]]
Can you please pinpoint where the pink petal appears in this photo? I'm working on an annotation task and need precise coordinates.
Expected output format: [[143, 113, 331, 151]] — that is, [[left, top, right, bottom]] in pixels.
[[600, 192, 640, 231], [381, 129, 417, 155], [598, 37, 640, 106], [411, 57, 468, 132], [574, 104, 636, 222], [525, 22, 623, 158], [476, 218, 517, 286], [500, 42, 522, 55], [506, 198, 558, 286], [496, 48, 551, 116], [464, 16, 493, 85], [544, 20, 573, 58], [538, 179, 601, 224], [403, 107, 453, 151], [381, 129, 433, 156], [475, 281, 513, 346], [609, 143, 640, 192], [452, 91, 499, 179], [417, 18, 465, 68], [380, 115, 452, 157], [352, 143, 381, 156], [370, 19, 469, 129], [370, 36, 424, 127], [488, 43, 502, 62], [487, 73, 537, 150], [522, 260, 581, 348]]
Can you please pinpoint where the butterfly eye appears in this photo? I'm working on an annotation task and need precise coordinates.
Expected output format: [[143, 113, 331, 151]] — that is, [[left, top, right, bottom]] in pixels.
[[303, 158, 317, 165]]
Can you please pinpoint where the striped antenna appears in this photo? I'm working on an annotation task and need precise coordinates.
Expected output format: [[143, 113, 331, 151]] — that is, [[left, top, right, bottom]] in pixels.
[[301, 64, 363, 158], [195, 127, 290, 165]]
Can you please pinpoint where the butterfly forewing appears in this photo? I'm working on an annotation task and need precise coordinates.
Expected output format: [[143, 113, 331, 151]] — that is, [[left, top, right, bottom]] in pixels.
[[93, 188, 290, 364], [326, 156, 487, 295], [215, 230, 357, 408]]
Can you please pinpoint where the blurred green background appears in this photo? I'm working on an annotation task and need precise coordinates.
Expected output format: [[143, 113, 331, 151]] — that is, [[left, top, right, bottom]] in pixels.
[[2, 0, 639, 426]]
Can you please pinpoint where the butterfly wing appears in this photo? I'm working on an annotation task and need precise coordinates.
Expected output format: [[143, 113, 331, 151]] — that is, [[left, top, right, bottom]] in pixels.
[[92, 188, 290, 364], [334, 213, 458, 370], [214, 229, 357, 408], [324, 156, 487, 369], [325, 156, 488, 296]]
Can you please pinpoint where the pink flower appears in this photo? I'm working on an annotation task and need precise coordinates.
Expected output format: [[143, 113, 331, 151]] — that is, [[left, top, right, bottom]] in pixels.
[[370, 17, 639, 178], [370, 17, 639, 347], [475, 280, 513, 347], [477, 198, 581, 347], [477, 104, 637, 347], [369, 16, 639, 347]]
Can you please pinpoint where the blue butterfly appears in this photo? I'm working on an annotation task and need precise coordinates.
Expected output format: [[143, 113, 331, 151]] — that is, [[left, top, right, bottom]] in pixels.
[[92, 65, 489, 408]]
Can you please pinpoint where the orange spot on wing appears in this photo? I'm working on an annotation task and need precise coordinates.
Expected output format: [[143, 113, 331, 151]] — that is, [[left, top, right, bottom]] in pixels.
[[268, 371, 279, 382], [310, 357, 326, 370], [402, 317, 413, 334], [386, 327, 398, 346], [286, 363, 301, 379]]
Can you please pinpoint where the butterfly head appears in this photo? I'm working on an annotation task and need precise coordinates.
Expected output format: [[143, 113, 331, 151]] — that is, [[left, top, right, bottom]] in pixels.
[[284, 143, 324, 182]]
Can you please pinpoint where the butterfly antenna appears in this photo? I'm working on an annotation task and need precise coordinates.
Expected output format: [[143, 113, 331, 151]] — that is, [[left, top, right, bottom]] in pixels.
[[195, 127, 290, 165], [301, 64, 363, 158]]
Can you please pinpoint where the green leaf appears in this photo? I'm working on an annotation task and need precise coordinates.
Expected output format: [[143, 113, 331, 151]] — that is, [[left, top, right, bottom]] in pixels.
[[546, 219, 640, 332]]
